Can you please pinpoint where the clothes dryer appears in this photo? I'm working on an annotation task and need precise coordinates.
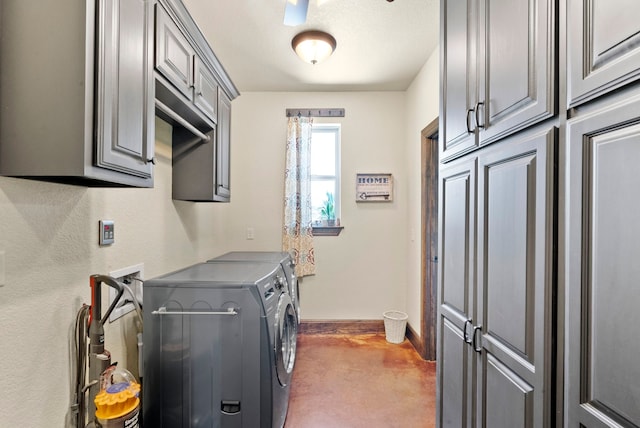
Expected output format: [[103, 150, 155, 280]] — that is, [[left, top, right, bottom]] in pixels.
[[143, 261, 297, 428], [208, 251, 301, 323]]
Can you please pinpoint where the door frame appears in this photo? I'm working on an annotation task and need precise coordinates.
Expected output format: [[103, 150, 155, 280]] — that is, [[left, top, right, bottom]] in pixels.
[[419, 117, 439, 360]]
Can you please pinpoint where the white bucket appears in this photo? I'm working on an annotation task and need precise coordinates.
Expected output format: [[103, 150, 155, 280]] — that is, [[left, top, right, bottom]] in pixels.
[[383, 310, 408, 344]]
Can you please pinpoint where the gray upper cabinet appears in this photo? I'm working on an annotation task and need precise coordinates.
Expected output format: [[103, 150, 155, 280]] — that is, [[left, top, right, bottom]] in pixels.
[[476, 0, 555, 146], [440, 0, 555, 162], [155, 4, 195, 101], [568, 0, 640, 107], [0, 0, 154, 187], [155, 0, 239, 202], [155, 2, 220, 125], [566, 87, 640, 428], [194, 58, 219, 123], [440, 0, 478, 162], [96, 0, 155, 180]]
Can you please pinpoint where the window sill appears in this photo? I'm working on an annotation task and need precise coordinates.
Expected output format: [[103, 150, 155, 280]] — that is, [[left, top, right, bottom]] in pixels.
[[312, 226, 344, 236]]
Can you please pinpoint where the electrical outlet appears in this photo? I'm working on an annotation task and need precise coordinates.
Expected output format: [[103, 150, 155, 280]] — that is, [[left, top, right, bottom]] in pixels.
[[108, 263, 144, 322], [247, 227, 255, 240]]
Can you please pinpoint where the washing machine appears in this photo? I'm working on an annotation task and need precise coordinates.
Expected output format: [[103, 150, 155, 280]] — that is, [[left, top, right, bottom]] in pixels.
[[208, 251, 301, 323], [143, 261, 297, 428]]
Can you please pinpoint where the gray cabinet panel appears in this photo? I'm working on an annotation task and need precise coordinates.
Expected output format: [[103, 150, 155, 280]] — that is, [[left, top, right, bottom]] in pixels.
[[439, 158, 476, 318], [566, 90, 640, 428], [484, 0, 529, 117], [155, 3, 194, 100], [440, 319, 472, 428], [194, 57, 219, 123], [485, 355, 533, 428], [440, 0, 478, 161], [437, 156, 476, 428], [96, 0, 153, 179], [483, 152, 533, 357], [216, 89, 232, 200], [477, 0, 555, 145], [568, 0, 640, 106], [477, 127, 556, 427]]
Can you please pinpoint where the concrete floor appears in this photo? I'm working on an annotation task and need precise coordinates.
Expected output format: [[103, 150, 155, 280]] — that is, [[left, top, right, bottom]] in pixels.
[[285, 333, 437, 428]]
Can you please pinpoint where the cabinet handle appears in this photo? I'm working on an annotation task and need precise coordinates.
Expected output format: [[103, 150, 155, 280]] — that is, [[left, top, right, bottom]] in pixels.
[[463, 319, 473, 344], [474, 102, 485, 129], [471, 325, 482, 353], [466, 108, 474, 134], [146, 157, 156, 165]]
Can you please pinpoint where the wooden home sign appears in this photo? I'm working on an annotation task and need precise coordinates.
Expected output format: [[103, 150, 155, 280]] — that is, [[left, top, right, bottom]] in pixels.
[[356, 173, 393, 202]]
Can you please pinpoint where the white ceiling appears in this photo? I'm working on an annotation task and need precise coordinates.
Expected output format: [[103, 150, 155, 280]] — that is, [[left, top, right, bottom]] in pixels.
[[181, 0, 440, 93]]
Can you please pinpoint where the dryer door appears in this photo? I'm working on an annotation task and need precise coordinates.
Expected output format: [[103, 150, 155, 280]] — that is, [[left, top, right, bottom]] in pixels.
[[275, 293, 297, 386]]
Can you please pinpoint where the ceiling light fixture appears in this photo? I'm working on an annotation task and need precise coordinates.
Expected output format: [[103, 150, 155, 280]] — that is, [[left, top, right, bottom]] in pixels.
[[291, 30, 337, 65]]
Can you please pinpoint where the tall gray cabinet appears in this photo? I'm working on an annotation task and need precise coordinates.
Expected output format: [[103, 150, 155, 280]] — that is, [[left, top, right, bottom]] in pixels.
[[564, 1, 640, 427], [439, 0, 640, 427], [438, 0, 556, 426], [0, 0, 155, 187]]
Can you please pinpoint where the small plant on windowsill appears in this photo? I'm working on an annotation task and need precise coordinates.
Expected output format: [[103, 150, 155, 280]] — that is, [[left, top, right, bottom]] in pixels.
[[320, 192, 336, 226]]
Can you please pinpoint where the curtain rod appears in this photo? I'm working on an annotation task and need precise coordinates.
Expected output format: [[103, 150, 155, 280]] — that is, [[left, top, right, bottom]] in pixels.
[[286, 108, 345, 118]]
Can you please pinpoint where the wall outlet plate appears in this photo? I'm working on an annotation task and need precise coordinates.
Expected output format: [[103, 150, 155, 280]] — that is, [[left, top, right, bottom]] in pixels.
[[108, 263, 144, 322]]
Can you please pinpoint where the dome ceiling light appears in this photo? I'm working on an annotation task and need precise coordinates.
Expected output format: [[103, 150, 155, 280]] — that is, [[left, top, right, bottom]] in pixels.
[[291, 30, 337, 65]]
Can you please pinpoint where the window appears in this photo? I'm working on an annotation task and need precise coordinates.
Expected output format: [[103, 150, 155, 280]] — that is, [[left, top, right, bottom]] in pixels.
[[310, 124, 341, 229]]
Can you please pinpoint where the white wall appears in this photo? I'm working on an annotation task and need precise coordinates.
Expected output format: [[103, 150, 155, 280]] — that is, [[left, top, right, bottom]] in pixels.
[[226, 92, 409, 320], [404, 47, 441, 336], [0, 119, 230, 426]]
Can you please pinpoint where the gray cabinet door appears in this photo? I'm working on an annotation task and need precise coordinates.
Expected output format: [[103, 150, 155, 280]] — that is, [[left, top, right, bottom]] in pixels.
[[194, 57, 219, 124], [568, 0, 640, 107], [566, 89, 640, 428], [440, 0, 478, 162], [95, 0, 154, 179], [476, 127, 556, 427], [155, 3, 194, 100], [476, 0, 555, 146], [216, 89, 232, 201], [441, 0, 555, 162], [437, 157, 476, 428]]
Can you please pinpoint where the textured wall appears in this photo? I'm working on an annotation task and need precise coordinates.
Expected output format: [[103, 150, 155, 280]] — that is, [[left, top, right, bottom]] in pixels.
[[0, 119, 230, 425]]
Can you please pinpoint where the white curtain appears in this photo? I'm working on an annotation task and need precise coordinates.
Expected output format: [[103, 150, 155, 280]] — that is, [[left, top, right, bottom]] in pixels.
[[282, 116, 316, 277]]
